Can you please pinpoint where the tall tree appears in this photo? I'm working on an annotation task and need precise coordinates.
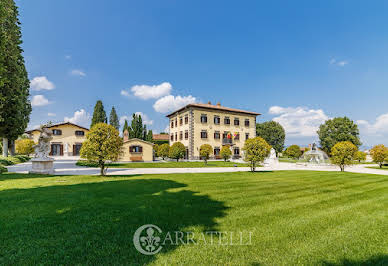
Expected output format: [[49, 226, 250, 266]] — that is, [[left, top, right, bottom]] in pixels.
[[128, 113, 145, 139], [0, 0, 31, 156], [256, 121, 285, 154], [317, 117, 361, 154], [123, 119, 128, 133], [109, 106, 120, 131], [91, 100, 107, 128], [146, 129, 153, 142]]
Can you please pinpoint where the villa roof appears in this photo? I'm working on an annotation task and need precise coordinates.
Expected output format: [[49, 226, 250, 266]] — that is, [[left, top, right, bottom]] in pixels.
[[153, 134, 169, 141], [25, 122, 90, 134], [166, 103, 261, 117]]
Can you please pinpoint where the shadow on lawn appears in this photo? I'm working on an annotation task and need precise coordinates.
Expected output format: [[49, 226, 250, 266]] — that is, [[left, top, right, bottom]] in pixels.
[[0, 178, 228, 265], [321, 255, 388, 266]]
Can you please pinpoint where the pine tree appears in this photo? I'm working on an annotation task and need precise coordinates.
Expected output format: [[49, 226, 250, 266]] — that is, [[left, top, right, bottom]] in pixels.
[[146, 130, 153, 142], [109, 106, 119, 131], [128, 113, 144, 139], [0, 0, 31, 156], [123, 119, 128, 133], [91, 100, 107, 128]]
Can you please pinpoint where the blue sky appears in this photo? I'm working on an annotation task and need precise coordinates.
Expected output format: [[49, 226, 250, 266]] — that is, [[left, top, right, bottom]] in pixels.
[[18, 0, 388, 147]]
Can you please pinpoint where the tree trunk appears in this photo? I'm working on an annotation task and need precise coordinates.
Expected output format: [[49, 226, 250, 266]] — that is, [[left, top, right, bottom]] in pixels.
[[340, 165, 344, 172], [2, 138, 8, 157], [380, 163, 383, 168], [99, 161, 105, 176], [176, 158, 179, 162], [9, 140, 15, 156]]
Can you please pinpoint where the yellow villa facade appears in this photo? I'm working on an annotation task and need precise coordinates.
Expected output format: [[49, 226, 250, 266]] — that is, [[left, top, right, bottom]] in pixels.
[[25, 122, 89, 156], [167, 102, 260, 160]]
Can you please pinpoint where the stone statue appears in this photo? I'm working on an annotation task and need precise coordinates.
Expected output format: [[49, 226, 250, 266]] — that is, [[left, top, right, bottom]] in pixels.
[[29, 126, 55, 174], [311, 143, 317, 151], [264, 148, 278, 166], [33, 126, 53, 158]]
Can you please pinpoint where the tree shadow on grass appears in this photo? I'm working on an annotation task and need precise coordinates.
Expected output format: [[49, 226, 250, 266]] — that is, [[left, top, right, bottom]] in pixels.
[[0, 178, 228, 265], [321, 255, 388, 266]]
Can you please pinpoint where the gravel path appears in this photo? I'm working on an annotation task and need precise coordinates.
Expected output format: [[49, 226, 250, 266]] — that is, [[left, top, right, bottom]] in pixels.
[[6, 159, 388, 176]]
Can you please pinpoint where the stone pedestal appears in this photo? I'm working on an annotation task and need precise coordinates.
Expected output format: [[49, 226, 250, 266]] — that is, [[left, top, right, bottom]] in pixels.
[[29, 158, 55, 175]]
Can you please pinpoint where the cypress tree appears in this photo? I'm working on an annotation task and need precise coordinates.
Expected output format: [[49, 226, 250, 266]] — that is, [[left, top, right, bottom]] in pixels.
[[146, 129, 153, 142], [109, 106, 119, 131], [90, 100, 107, 128], [123, 119, 128, 133], [0, 0, 31, 156]]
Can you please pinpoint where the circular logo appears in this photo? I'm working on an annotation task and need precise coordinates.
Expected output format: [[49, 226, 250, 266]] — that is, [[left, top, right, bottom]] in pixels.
[[133, 224, 163, 255]]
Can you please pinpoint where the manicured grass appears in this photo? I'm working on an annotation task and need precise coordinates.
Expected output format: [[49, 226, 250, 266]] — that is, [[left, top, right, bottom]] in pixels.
[[0, 171, 388, 265], [77, 160, 249, 168]]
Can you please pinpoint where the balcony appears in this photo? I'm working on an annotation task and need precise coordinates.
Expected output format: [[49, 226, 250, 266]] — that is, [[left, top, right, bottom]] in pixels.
[[222, 138, 233, 146]]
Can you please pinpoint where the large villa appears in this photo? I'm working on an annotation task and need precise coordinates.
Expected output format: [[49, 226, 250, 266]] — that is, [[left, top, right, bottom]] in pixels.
[[167, 102, 260, 160]]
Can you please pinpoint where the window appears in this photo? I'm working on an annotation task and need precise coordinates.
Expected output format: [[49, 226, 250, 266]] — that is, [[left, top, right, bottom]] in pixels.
[[200, 114, 208, 123], [185, 115, 189, 124], [52, 129, 62, 135], [171, 121, 174, 128], [214, 147, 220, 156], [185, 130, 189, 140], [75, 130, 84, 136], [234, 118, 240, 126], [214, 116, 220, 125], [245, 133, 249, 140], [175, 118, 178, 127], [214, 131, 220, 139], [224, 117, 230, 125], [179, 117, 183, 126], [234, 133, 240, 140], [179, 131, 183, 140], [175, 132, 177, 141], [245, 119, 250, 127], [171, 134, 174, 141], [234, 147, 240, 155], [201, 130, 208, 139], [129, 145, 143, 153]]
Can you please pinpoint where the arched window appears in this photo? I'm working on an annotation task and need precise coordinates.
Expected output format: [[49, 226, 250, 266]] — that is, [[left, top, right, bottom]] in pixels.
[[129, 146, 143, 153]]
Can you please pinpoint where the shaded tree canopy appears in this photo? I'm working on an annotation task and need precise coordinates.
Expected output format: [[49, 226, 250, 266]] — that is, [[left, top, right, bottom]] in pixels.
[[317, 117, 361, 154], [256, 121, 285, 154], [109, 106, 120, 131], [0, 0, 31, 156], [91, 100, 107, 128]]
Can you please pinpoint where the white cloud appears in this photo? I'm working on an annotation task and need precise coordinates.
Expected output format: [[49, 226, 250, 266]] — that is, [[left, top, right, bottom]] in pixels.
[[47, 112, 56, 117], [30, 76, 55, 91], [153, 95, 196, 113], [121, 82, 172, 100], [357, 113, 388, 136], [163, 125, 170, 134], [70, 69, 86, 77], [65, 55, 71, 60], [269, 106, 329, 137], [329, 58, 348, 67], [64, 109, 91, 128], [31, 95, 51, 107]]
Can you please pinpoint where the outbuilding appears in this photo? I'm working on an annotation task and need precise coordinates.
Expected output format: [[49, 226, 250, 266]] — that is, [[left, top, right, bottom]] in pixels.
[[119, 138, 154, 162]]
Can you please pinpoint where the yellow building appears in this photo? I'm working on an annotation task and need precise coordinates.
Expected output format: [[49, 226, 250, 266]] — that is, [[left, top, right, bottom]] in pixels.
[[167, 102, 260, 160], [118, 130, 154, 162], [25, 122, 89, 156]]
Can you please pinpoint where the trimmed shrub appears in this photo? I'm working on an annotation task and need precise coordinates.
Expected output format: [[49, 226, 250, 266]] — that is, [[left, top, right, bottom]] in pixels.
[[0, 165, 7, 174]]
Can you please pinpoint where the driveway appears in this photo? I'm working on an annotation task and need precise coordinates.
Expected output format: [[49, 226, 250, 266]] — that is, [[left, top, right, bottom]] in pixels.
[[6, 159, 388, 176]]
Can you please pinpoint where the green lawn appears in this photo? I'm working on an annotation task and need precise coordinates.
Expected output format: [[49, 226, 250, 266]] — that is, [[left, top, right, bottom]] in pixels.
[[1, 171, 388, 265], [77, 160, 249, 168]]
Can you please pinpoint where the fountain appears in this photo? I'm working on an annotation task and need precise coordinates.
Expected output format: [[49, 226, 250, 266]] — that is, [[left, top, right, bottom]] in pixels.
[[301, 143, 329, 164], [29, 126, 55, 174]]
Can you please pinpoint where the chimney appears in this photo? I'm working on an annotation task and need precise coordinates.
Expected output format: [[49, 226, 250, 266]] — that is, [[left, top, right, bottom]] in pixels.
[[207, 101, 212, 105], [123, 129, 129, 141], [216, 102, 221, 107]]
